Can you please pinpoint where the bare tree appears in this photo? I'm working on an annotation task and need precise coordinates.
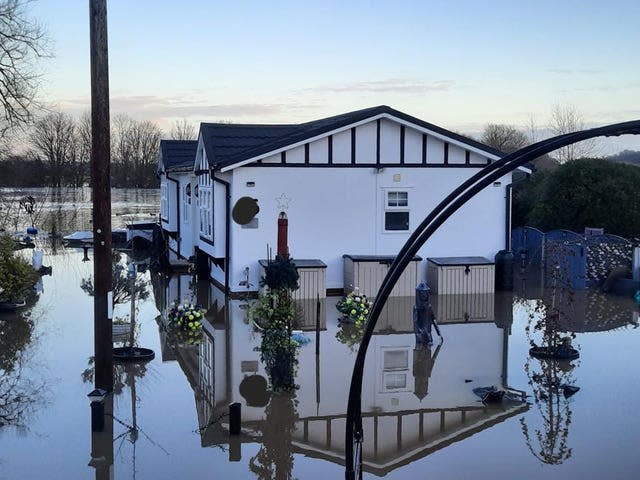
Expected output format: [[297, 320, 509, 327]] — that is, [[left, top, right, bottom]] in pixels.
[[169, 118, 196, 140], [29, 111, 77, 187], [0, 0, 49, 136], [481, 124, 528, 153], [73, 111, 91, 186], [549, 104, 599, 163], [112, 114, 161, 187]]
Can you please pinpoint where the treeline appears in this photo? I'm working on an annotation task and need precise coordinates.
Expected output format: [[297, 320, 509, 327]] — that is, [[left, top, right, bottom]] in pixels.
[[0, 112, 163, 188], [607, 149, 640, 166], [513, 158, 640, 238]]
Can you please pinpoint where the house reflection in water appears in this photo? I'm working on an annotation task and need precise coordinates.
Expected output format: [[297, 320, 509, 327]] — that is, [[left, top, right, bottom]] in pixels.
[[152, 273, 528, 476]]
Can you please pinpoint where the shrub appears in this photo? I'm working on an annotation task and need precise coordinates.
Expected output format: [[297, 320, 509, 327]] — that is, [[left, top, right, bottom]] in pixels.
[[0, 235, 38, 303]]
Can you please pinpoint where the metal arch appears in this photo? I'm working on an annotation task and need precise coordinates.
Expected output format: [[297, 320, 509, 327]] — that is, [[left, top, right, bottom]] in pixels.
[[344, 120, 640, 480]]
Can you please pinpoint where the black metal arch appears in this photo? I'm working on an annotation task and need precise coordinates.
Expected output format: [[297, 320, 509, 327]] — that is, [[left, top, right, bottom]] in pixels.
[[345, 120, 640, 480]]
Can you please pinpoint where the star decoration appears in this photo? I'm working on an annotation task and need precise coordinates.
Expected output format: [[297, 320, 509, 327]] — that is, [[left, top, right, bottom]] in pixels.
[[275, 193, 291, 211]]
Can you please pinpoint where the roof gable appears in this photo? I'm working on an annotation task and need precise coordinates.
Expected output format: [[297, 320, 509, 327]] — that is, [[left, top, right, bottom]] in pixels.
[[197, 106, 506, 171]]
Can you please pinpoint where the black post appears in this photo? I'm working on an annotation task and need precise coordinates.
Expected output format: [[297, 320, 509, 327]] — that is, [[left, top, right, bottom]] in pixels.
[[89, 395, 113, 480], [90, 0, 113, 391], [315, 294, 320, 355], [229, 402, 241, 435]]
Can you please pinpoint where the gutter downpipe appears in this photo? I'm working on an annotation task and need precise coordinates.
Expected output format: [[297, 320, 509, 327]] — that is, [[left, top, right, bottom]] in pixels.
[[505, 183, 512, 250], [166, 173, 181, 255], [212, 171, 231, 295]]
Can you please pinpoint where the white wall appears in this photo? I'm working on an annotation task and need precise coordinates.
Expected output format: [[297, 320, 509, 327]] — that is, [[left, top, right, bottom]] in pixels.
[[228, 166, 509, 292]]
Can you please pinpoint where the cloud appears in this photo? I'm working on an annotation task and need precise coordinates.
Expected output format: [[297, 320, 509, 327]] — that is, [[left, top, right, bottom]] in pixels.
[[305, 78, 456, 95], [50, 94, 292, 121], [546, 68, 604, 75]]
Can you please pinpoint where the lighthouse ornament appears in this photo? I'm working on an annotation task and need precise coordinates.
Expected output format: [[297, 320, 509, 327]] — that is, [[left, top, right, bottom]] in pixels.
[[277, 211, 289, 260]]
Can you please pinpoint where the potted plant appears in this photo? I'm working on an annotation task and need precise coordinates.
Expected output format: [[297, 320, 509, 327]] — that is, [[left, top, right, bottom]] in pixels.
[[0, 234, 38, 310], [167, 300, 206, 344], [335, 289, 372, 351]]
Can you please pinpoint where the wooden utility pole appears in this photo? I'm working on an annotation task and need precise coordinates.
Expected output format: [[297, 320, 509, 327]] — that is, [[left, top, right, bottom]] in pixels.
[[90, 0, 113, 391]]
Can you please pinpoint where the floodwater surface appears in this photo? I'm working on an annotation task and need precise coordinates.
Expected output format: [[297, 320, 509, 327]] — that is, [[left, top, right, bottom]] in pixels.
[[1, 189, 639, 479]]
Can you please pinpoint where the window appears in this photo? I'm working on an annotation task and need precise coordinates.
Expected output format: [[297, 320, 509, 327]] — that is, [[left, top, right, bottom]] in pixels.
[[382, 349, 409, 391], [182, 183, 191, 224], [160, 182, 168, 220], [196, 152, 213, 242], [198, 173, 213, 240], [385, 191, 409, 231]]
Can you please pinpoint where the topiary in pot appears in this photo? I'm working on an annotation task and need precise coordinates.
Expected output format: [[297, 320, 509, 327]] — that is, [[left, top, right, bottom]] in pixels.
[[0, 235, 38, 304]]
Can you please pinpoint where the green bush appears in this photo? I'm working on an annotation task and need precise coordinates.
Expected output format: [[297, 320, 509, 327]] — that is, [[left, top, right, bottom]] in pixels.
[[260, 257, 299, 291], [515, 159, 640, 237], [0, 235, 38, 303]]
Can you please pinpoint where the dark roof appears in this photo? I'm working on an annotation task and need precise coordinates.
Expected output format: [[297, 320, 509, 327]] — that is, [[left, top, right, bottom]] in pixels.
[[159, 140, 198, 172], [199, 105, 505, 170]]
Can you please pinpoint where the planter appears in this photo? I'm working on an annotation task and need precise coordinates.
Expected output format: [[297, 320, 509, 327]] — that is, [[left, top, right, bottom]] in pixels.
[[0, 299, 27, 311], [529, 345, 580, 361], [113, 346, 155, 363]]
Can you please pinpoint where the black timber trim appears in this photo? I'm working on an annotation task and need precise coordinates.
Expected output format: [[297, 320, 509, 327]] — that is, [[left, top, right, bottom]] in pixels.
[[305, 143, 310, 164], [211, 105, 506, 170], [160, 216, 169, 223], [376, 119, 381, 165], [199, 235, 215, 246], [351, 128, 356, 164], [422, 134, 427, 164], [195, 169, 209, 175], [328, 135, 333, 164], [400, 126, 405, 164], [465, 150, 470, 165], [243, 163, 490, 169], [281, 151, 286, 164], [444, 142, 449, 165]]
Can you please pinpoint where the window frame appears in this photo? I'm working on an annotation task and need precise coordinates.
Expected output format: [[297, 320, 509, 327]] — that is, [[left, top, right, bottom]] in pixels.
[[383, 189, 410, 232]]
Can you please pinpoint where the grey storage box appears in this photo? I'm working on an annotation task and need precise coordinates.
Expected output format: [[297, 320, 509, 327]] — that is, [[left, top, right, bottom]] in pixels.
[[343, 255, 422, 298], [427, 257, 495, 294]]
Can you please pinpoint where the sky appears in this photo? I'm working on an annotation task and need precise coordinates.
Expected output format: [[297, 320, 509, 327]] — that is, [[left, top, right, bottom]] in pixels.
[[29, 0, 640, 154]]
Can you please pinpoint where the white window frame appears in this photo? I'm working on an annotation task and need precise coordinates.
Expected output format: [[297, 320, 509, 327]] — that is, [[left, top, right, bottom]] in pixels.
[[182, 183, 191, 224], [160, 181, 168, 220], [380, 347, 410, 392], [198, 170, 213, 240], [384, 190, 410, 232]]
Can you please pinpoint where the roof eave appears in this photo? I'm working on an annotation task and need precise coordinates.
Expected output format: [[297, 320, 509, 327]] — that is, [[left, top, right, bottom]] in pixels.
[[219, 112, 503, 173]]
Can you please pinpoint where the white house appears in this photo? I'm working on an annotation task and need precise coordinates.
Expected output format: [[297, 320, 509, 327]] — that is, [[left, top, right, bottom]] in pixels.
[[159, 106, 525, 296], [158, 139, 198, 260]]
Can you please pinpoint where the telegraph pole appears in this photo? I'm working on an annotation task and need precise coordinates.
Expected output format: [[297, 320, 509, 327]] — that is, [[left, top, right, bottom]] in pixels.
[[90, 0, 113, 391]]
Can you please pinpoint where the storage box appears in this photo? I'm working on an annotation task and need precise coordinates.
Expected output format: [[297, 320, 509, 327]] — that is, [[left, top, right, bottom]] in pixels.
[[343, 254, 422, 298], [259, 259, 327, 300], [426, 257, 495, 295]]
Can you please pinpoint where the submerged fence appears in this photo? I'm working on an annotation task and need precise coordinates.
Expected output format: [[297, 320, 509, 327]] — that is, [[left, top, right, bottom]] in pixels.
[[512, 227, 636, 290]]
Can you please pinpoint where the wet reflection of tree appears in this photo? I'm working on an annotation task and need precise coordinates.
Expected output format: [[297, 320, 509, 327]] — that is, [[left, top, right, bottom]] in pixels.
[[80, 252, 150, 307], [0, 314, 45, 428], [81, 358, 148, 397], [520, 298, 578, 465], [249, 394, 298, 480], [520, 356, 577, 465]]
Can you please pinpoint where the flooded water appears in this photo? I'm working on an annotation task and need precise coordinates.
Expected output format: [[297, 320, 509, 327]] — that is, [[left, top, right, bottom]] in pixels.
[[1, 191, 640, 479], [0, 187, 159, 234]]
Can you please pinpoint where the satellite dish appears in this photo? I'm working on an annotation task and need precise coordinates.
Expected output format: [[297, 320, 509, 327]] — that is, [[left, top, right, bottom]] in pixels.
[[232, 197, 259, 225]]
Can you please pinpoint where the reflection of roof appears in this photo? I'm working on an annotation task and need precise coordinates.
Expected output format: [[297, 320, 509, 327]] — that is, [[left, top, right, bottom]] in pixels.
[[290, 403, 528, 476]]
